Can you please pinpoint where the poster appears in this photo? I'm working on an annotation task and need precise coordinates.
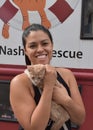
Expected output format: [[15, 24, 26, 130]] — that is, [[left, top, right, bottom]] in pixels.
[[0, 0, 93, 69]]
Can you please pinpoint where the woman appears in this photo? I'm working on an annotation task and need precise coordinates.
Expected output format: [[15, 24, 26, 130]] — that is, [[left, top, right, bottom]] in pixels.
[[10, 24, 85, 130]]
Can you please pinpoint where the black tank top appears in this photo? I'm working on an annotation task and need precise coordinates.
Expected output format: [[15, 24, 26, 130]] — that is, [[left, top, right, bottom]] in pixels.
[[19, 72, 71, 130]]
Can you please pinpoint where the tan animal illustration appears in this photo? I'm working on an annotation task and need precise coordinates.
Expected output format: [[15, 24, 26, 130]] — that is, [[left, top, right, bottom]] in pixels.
[[1, 0, 51, 39], [24, 64, 70, 130], [13, 0, 51, 30], [2, 23, 10, 39]]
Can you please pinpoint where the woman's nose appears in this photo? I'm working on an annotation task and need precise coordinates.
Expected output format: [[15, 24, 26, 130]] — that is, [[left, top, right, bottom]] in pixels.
[[37, 45, 44, 52]]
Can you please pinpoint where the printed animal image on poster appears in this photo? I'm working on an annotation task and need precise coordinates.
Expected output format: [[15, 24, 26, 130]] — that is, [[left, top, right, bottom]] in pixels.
[[0, 0, 93, 69]]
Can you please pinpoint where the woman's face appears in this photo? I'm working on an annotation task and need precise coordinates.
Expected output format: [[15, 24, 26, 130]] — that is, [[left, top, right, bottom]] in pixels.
[[24, 30, 53, 65]]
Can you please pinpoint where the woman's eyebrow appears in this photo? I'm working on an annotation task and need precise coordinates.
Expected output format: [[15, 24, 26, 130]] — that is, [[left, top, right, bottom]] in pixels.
[[28, 41, 37, 44], [41, 39, 50, 42]]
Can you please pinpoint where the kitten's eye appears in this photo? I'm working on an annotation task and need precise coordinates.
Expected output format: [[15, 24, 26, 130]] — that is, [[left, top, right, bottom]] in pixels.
[[32, 77, 35, 80], [38, 77, 41, 80]]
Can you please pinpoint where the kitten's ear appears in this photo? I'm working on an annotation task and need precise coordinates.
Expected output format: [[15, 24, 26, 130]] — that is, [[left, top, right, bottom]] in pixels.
[[42, 67, 46, 75], [27, 65, 33, 72]]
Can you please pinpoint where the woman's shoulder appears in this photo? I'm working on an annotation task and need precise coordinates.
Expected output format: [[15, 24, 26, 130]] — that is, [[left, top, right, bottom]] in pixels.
[[10, 72, 32, 90], [56, 67, 76, 87], [11, 73, 26, 84], [10, 72, 34, 97], [56, 67, 73, 75], [56, 67, 75, 82]]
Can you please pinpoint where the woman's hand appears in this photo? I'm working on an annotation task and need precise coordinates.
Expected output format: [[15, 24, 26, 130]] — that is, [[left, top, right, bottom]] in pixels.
[[43, 65, 57, 90], [52, 82, 70, 105]]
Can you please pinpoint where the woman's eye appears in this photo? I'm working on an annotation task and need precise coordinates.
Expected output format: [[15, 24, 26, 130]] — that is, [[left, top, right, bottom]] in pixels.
[[42, 42, 48, 46], [30, 44, 37, 48]]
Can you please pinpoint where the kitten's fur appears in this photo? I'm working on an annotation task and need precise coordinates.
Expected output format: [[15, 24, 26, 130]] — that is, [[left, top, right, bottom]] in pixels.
[[25, 64, 70, 130]]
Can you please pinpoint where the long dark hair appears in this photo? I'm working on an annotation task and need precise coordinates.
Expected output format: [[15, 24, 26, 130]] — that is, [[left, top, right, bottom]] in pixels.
[[22, 23, 53, 65]]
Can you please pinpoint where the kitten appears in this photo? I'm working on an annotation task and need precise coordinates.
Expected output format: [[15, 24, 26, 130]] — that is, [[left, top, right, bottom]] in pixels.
[[24, 64, 70, 130], [25, 64, 45, 89]]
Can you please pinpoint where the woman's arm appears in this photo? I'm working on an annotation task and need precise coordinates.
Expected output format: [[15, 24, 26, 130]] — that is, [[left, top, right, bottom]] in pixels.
[[10, 65, 56, 130], [65, 69, 86, 125], [53, 68, 86, 126]]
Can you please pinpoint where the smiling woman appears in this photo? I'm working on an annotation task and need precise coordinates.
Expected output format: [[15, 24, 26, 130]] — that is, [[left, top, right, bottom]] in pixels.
[[22, 24, 53, 65], [10, 24, 85, 130]]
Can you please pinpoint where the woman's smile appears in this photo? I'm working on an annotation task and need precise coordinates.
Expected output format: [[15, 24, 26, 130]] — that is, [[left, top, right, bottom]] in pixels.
[[36, 54, 47, 59], [25, 30, 53, 64]]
